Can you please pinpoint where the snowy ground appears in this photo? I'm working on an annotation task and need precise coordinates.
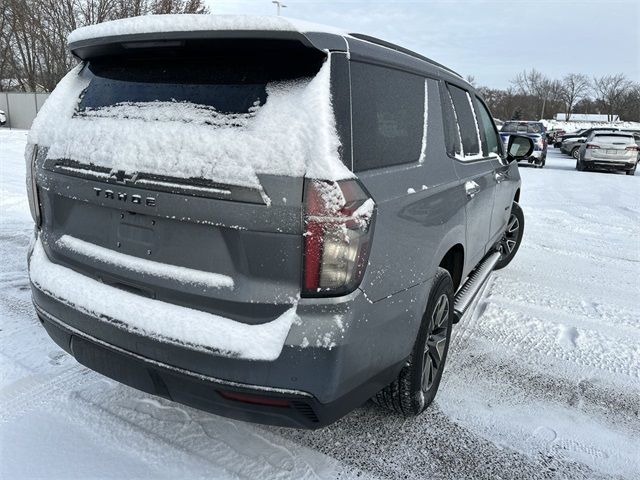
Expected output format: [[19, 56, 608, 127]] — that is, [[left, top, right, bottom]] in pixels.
[[541, 119, 640, 133], [1, 128, 638, 479]]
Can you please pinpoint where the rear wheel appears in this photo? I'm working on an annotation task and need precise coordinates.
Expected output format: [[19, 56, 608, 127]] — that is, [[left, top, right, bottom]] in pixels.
[[372, 268, 454, 415], [571, 147, 581, 160], [495, 202, 524, 270]]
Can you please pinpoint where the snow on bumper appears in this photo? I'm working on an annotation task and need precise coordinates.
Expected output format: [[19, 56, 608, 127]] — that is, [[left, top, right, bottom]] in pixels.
[[28, 239, 297, 361]]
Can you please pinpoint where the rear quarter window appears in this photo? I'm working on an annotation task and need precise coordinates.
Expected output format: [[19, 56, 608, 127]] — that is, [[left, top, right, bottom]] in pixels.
[[351, 62, 425, 171], [475, 98, 501, 156]]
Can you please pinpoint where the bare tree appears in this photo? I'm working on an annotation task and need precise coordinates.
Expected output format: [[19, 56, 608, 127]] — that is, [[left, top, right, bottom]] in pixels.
[[592, 74, 633, 121], [511, 69, 557, 119], [1, 0, 209, 92], [512, 69, 546, 96], [465, 74, 476, 87], [542, 78, 564, 120], [560, 73, 590, 121]]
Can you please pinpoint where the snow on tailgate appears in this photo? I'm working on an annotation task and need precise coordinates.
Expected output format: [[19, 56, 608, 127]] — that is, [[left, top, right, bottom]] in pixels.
[[29, 240, 297, 361], [56, 235, 234, 290], [29, 57, 352, 191]]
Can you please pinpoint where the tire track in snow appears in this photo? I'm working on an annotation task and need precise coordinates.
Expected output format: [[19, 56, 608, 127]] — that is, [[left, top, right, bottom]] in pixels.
[[486, 293, 640, 340], [467, 301, 640, 381], [488, 275, 640, 324], [64, 380, 348, 480], [440, 348, 640, 478]]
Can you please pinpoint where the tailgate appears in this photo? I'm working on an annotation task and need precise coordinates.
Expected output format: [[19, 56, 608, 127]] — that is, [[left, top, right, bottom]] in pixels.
[[32, 38, 348, 325], [38, 166, 304, 324]]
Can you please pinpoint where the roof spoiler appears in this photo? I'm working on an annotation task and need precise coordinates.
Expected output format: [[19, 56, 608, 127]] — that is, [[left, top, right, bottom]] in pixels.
[[68, 30, 348, 61]]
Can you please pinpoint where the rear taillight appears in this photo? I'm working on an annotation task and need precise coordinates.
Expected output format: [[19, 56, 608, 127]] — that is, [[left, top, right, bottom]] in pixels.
[[302, 179, 375, 297], [586, 144, 600, 149], [625, 145, 640, 151], [25, 144, 41, 226]]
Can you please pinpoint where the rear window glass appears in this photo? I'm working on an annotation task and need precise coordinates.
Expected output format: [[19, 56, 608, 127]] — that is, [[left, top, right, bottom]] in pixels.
[[501, 122, 543, 134], [77, 50, 324, 117], [351, 62, 425, 171], [593, 135, 634, 143]]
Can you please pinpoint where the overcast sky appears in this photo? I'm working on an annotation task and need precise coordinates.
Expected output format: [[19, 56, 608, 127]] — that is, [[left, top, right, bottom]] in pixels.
[[206, 0, 639, 89]]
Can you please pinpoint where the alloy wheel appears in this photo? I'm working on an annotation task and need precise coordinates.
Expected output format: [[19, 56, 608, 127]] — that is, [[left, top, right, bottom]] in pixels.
[[499, 213, 520, 258], [422, 294, 449, 391]]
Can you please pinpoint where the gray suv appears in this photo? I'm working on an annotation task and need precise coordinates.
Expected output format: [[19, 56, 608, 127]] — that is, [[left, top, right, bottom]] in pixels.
[[26, 16, 532, 428]]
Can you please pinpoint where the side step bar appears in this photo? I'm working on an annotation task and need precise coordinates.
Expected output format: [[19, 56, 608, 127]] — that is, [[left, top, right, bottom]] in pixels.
[[453, 251, 501, 324]]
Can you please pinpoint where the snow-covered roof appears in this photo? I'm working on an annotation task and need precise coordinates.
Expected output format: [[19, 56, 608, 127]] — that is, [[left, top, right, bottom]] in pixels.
[[68, 14, 347, 45]]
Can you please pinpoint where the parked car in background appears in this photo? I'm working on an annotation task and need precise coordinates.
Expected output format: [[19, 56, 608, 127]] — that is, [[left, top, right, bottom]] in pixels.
[[555, 127, 619, 148], [621, 130, 640, 146], [561, 128, 618, 159], [561, 136, 587, 158], [0, 109, 6, 126], [500, 121, 546, 167], [554, 129, 585, 148], [546, 128, 565, 145], [576, 132, 638, 175], [26, 15, 534, 429]]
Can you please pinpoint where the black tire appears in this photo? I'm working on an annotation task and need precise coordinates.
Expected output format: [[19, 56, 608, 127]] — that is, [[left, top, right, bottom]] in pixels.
[[372, 268, 454, 415], [627, 169, 636, 176], [495, 202, 524, 270]]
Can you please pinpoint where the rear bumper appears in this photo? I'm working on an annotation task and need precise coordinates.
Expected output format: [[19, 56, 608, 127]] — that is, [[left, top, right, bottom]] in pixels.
[[517, 150, 544, 164], [35, 302, 403, 429], [582, 159, 637, 171], [29, 237, 426, 428]]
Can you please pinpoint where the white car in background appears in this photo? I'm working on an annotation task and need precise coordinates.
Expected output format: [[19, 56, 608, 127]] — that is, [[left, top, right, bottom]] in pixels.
[[576, 132, 639, 175], [0, 109, 6, 126]]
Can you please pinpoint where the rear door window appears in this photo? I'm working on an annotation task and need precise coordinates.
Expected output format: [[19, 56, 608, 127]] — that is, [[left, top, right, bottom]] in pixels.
[[351, 62, 426, 171], [474, 98, 501, 156], [446, 84, 482, 158]]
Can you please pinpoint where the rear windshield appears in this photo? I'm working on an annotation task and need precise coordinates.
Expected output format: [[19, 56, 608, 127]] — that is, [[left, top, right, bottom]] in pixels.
[[76, 47, 324, 118], [501, 122, 543, 134], [593, 134, 634, 143]]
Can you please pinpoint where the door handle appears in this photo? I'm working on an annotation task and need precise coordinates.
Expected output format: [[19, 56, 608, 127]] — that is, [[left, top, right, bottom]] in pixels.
[[494, 172, 506, 183], [464, 180, 480, 198]]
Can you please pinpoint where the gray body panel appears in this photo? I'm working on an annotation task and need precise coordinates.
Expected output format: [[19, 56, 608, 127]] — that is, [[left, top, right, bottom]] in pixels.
[[29, 28, 522, 425]]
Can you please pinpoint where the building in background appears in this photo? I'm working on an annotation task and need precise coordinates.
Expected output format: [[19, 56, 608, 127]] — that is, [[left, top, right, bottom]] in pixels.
[[0, 92, 50, 129], [554, 113, 620, 122]]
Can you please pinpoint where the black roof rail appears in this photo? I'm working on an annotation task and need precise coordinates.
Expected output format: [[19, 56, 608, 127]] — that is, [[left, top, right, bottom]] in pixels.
[[348, 33, 463, 79]]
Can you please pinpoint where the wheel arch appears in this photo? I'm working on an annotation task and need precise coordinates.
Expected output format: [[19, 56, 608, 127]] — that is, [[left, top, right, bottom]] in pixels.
[[438, 244, 464, 292]]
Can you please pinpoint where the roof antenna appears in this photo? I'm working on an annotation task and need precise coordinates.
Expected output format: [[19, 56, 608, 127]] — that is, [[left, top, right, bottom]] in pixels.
[[272, 1, 287, 16]]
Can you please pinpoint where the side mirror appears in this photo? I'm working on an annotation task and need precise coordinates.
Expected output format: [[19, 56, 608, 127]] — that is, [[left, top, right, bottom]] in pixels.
[[507, 135, 534, 162]]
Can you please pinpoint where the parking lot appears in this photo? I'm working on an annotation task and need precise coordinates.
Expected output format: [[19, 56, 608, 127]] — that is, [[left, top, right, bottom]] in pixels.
[[1, 129, 638, 479]]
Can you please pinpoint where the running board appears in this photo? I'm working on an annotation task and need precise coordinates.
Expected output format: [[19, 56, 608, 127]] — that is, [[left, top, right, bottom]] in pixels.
[[453, 251, 501, 324]]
